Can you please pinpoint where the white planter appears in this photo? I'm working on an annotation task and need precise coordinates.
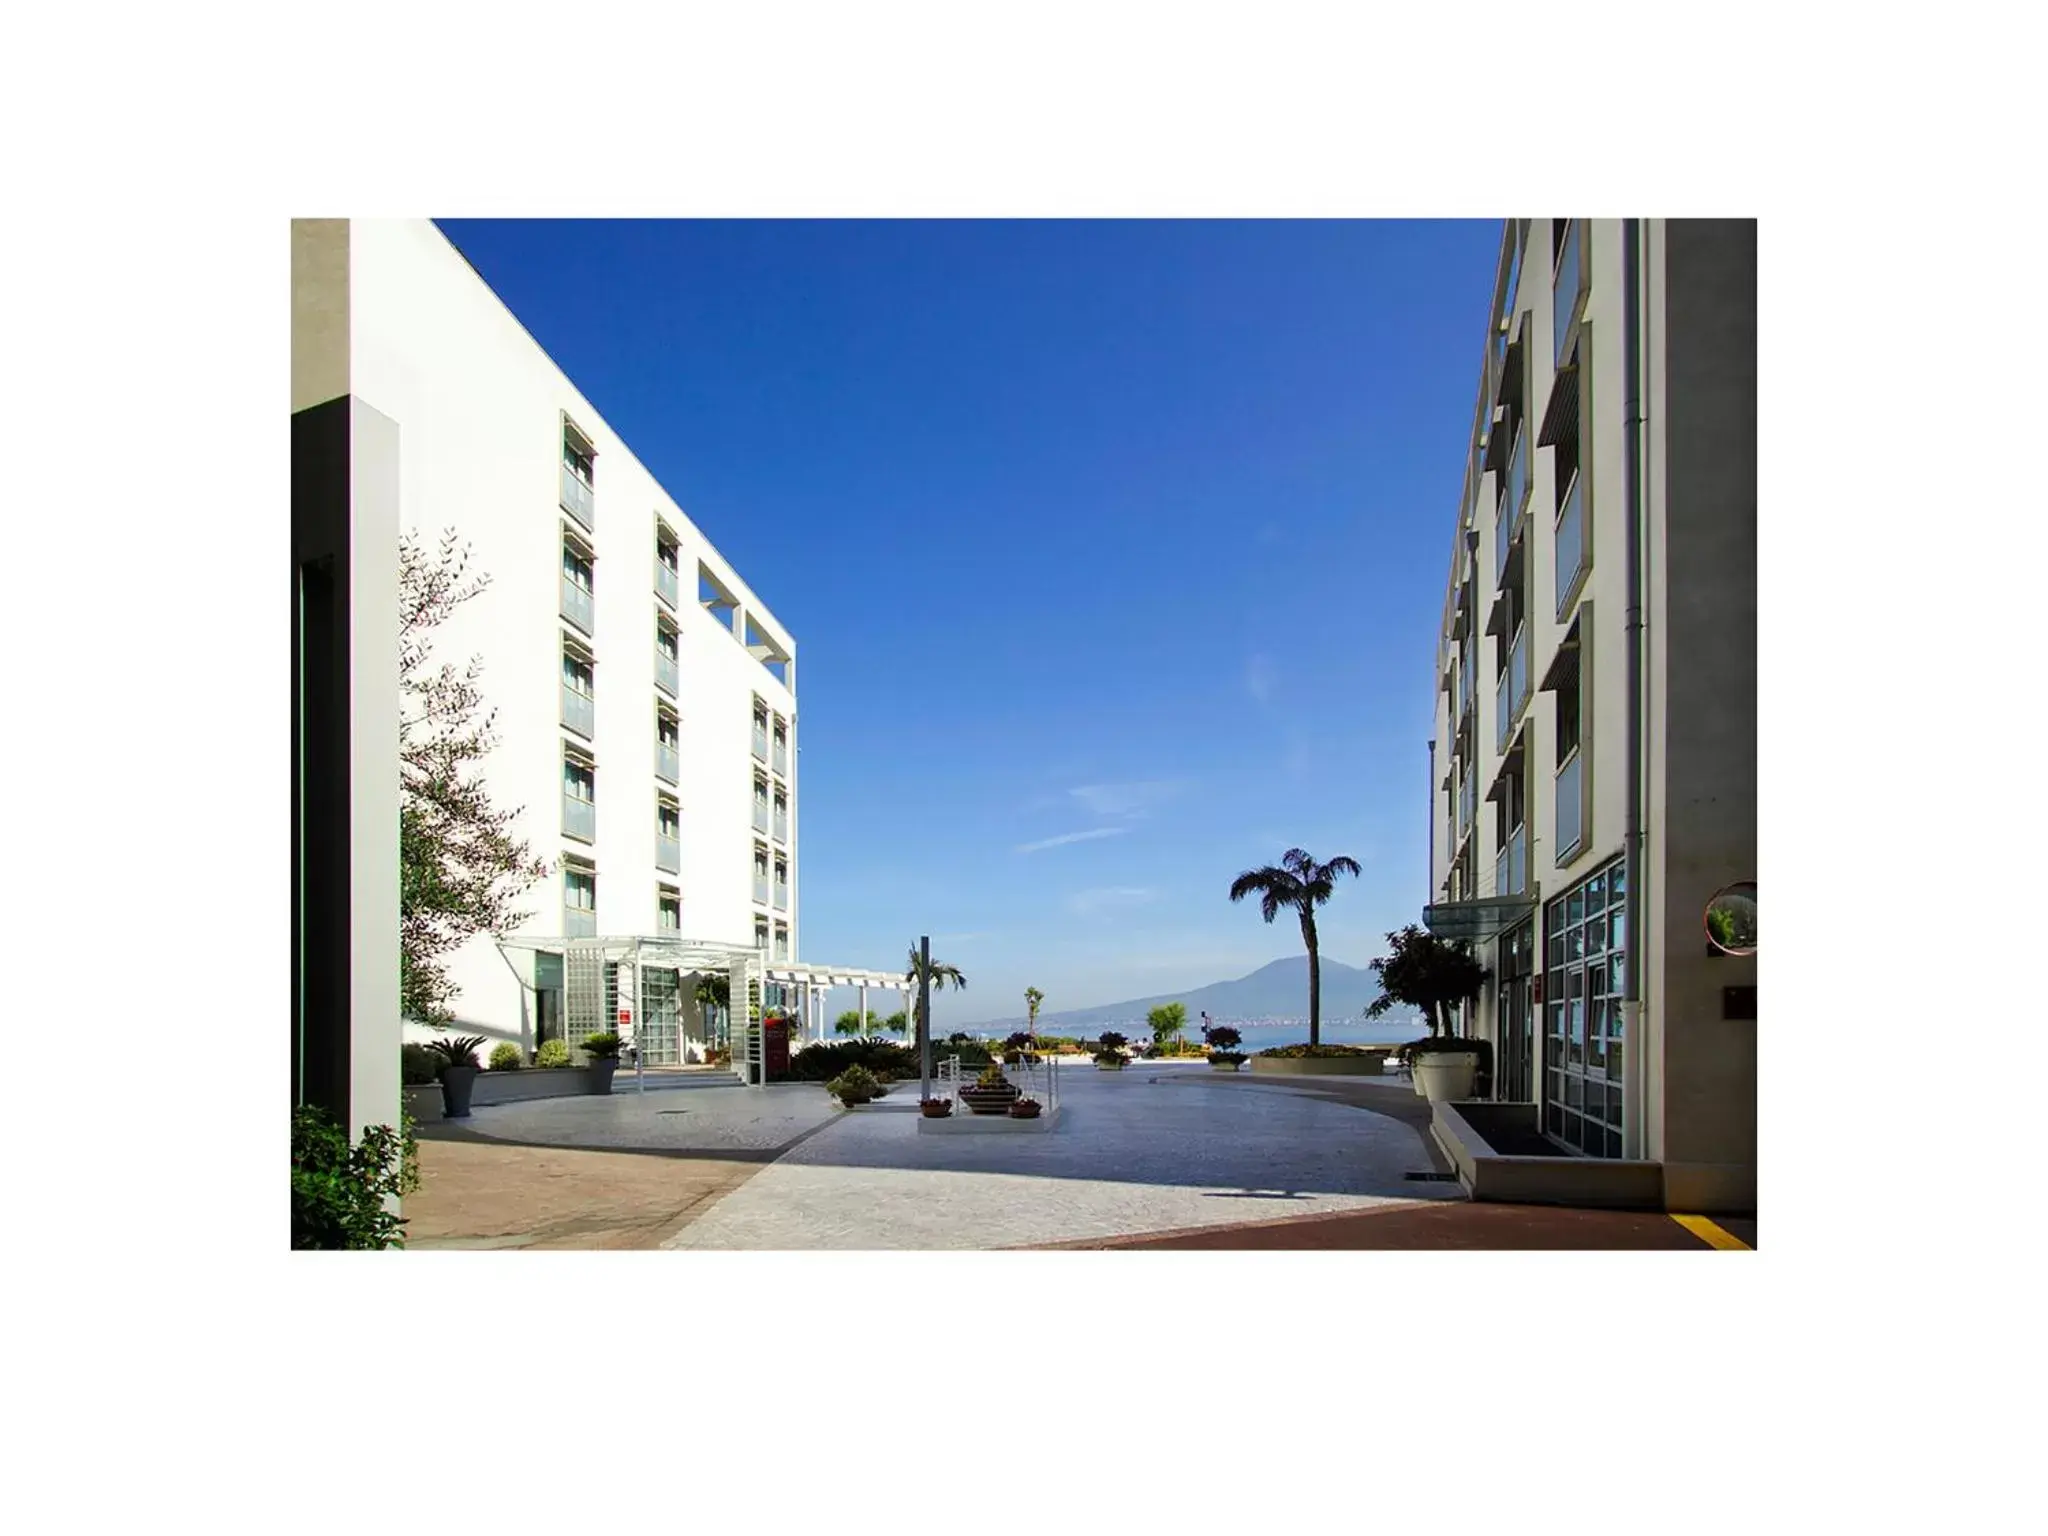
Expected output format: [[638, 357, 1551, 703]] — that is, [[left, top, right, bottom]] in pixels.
[[1415, 1053, 1478, 1103]]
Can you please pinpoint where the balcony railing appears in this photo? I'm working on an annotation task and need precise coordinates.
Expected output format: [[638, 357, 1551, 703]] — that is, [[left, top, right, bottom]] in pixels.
[[752, 725, 769, 762], [1496, 427, 1528, 583], [656, 834, 681, 874], [752, 800, 770, 834], [655, 559, 680, 608], [561, 577, 594, 635], [564, 905, 596, 937], [563, 793, 595, 843], [561, 683, 594, 739], [1495, 824, 1528, 897], [773, 739, 788, 777], [773, 811, 789, 845], [656, 647, 679, 695], [656, 740, 679, 783], [1554, 471, 1585, 619], [753, 875, 770, 906], [1496, 626, 1529, 753], [1556, 751, 1584, 861], [1553, 219, 1582, 367], [1460, 774, 1477, 839], [1459, 649, 1476, 724], [773, 936, 790, 963], [560, 464, 594, 529], [773, 883, 788, 911]]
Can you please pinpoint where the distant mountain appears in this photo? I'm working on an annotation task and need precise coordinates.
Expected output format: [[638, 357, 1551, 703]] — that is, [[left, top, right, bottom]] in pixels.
[[956, 956, 1419, 1032]]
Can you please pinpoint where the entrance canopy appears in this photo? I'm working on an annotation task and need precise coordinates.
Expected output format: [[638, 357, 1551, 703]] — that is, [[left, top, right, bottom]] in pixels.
[[1423, 895, 1536, 943]]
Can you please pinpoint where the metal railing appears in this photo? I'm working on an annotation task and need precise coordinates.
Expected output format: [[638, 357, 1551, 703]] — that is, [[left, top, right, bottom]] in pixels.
[[561, 684, 594, 739], [656, 648, 679, 695], [1556, 751, 1584, 861], [560, 464, 594, 529], [656, 834, 681, 873], [1554, 470, 1585, 619], [561, 577, 593, 634], [1495, 823, 1528, 897], [1553, 218, 1581, 367], [773, 811, 789, 844], [1496, 626, 1529, 753], [656, 740, 680, 783], [563, 793, 596, 843], [655, 560, 680, 608], [753, 875, 770, 906]]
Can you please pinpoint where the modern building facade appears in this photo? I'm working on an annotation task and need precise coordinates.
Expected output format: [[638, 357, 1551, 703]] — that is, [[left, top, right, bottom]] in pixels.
[[296, 218, 806, 1065], [1423, 219, 1756, 1214]]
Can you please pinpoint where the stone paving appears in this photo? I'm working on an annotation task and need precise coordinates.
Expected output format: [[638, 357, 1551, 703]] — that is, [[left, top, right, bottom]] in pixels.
[[448, 1076, 843, 1156], [659, 1061, 1461, 1250]]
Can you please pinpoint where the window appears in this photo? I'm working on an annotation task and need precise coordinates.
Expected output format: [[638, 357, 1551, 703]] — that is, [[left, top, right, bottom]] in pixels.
[[754, 918, 770, 951], [1543, 858, 1625, 1157], [1546, 608, 1590, 865], [561, 643, 595, 738], [658, 886, 681, 932], [564, 860, 597, 935], [562, 422, 595, 487], [658, 799, 680, 840], [656, 618, 679, 694], [563, 750, 596, 843], [656, 525, 681, 607], [773, 922, 790, 962]]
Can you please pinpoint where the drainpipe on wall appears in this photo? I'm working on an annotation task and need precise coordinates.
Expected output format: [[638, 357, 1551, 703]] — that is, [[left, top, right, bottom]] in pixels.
[[1621, 218, 1649, 1161]]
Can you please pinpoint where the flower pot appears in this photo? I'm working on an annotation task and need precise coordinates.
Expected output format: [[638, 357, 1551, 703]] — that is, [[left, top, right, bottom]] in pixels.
[[920, 1101, 953, 1119], [1209, 1059, 1241, 1072], [838, 1094, 874, 1108], [1009, 1103, 1042, 1119], [586, 1058, 619, 1096], [439, 1064, 479, 1118], [1415, 1052, 1478, 1103], [1095, 1061, 1125, 1071]]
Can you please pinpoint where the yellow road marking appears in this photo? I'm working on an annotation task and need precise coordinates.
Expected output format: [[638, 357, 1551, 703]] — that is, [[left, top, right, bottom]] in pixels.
[[1671, 1213, 1751, 1250]]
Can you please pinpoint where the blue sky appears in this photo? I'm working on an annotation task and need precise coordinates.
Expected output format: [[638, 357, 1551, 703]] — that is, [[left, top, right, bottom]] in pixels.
[[438, 219, 1500, 1027]]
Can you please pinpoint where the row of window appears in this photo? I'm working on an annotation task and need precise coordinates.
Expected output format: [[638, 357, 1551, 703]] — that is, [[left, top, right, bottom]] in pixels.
[[563, 861, 788, 957]]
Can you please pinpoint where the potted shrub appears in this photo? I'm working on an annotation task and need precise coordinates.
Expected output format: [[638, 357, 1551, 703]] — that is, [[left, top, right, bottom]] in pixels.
[[1009, 1095, 1043, 1120], [535, 1038, 572, 1069], [959, 1063, 1022, 1115], [581, 1032, 624, 1095], [1202, 1022, 1247, 1071], [425, 1034, 486, 1117], [920, 1096, 954, 1119], [488, 1042, 523, 1072], [1093, 1031, 1131, 1071], [826, 1064, 885, 1107]]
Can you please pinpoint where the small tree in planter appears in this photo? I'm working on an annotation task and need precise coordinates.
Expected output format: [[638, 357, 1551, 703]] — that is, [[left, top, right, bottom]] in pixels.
[[488, 1042, 523, 1072], [1093, 1031, 1131, 1070], [425, 1034, 487, 1117], [581, 1032, 624, 1095], [1147, 1002, 1189, 1057], [1366, 924, 1489, 1039], [825, 1064, 885, 1107], [1202, 1022, 1247, 1070]]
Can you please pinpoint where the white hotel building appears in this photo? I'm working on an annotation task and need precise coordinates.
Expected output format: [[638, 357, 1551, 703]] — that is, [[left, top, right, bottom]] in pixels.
[[294, 219, 894, 1072], [1423, 219, 1756, 1214]]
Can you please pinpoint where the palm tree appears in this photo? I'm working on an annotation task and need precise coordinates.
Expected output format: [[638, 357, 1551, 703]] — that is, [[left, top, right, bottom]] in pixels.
[[1024, 987, 1045, 1038], [1227, 847, 1362, 1047], [905, 947, 967, 1049]]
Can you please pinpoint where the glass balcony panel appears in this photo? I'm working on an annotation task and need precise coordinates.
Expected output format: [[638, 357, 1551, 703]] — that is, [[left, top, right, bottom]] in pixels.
[[1556, 751, 1584, 859], [1553, 218, 1582, 367], [657, 835, 681, 873], [563, 794, 596, 843], [752, 801, 769, 833], [656, 648, 679, 695], [773, 740, 788, 777], [1496, 627, 1529, 753], [655, 560, 679, 607], [752, 726, 769, 761], [773, 884, 788, 911], [753, 876, 770, 905], [564, 906, 596, 937], [560, 464, 594, 528], [773, 812, 788, 844], [656, 741, 680, 783], [1510, 825, 1527, 894], [1554, 471, 1584, 619], [561, 577, 593, 634], [562, 684, 594, 738]]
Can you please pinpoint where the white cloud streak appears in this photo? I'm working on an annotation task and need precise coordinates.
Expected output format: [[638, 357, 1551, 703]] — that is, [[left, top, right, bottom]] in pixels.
[[1016, 826, 1133, 854]]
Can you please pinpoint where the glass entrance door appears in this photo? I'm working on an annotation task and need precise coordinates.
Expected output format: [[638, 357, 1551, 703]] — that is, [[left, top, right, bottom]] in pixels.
[[1498, 920, 1535, 1102]]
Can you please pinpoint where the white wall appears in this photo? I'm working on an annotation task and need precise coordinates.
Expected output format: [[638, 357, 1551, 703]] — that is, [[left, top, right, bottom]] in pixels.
[[347, 219, 798, 1050]]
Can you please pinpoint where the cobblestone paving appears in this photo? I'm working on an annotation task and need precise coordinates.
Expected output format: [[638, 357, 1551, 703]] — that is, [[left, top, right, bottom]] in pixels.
[[661, 1063, 1460, 1250], [452, 1080, 841, 1155]]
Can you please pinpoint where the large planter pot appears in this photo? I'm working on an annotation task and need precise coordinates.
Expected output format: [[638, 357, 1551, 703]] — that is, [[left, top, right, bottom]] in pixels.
[[586, 1058, 619, 1096], [1009, 1104, 1042, 1120], [920, 1101, 953, 1119], [439, 1065, 479, 1118], [1415, 1052, 1479, 1103], [1095, 1061, 1125, 1072], [959, 1084, 1020, 1115], [1209, 1059, 1242, 1072]]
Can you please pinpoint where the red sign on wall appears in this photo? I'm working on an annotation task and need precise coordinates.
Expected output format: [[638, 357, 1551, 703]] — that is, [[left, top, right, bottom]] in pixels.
[[618, 1008, 631, 1029]]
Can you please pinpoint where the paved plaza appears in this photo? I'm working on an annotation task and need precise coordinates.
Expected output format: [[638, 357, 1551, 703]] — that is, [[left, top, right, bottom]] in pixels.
[[409, 1063, 1750, 1250]]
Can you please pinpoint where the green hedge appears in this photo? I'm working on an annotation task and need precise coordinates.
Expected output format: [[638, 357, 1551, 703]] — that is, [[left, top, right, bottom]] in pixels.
[[1255, 1043, 1392, 1059]]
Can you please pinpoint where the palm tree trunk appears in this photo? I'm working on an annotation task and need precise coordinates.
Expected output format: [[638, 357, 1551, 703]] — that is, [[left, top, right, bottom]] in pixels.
[[1302, 912, 1321, 1048]]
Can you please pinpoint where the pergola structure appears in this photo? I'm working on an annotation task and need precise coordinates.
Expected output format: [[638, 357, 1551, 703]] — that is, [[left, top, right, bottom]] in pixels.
[[492, 934, 909, 1084]]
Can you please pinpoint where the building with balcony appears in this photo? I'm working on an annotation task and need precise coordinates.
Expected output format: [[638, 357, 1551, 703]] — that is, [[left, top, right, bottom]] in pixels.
[[301, 218, 803, 1063], [1422, 219, 1755, 1214]]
